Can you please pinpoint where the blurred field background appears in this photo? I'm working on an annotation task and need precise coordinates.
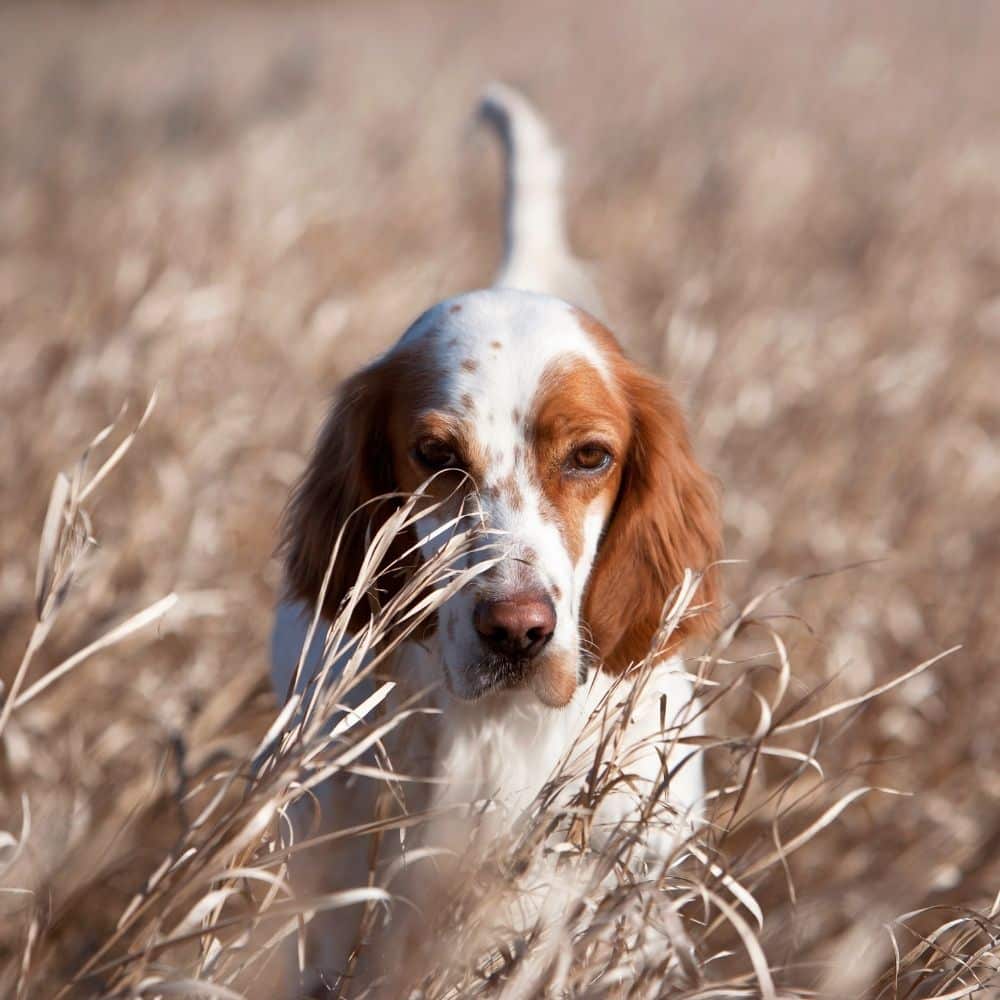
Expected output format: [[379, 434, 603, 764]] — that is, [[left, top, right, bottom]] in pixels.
[[2, 0, 999, 995]]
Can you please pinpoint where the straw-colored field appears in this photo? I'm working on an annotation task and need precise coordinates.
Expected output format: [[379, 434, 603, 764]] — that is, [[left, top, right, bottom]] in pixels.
[[2, 2, 999, 996]]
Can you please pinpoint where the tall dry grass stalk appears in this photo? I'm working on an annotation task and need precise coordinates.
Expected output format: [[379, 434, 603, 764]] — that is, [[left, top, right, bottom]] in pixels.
[[2, 414, 995, 998]]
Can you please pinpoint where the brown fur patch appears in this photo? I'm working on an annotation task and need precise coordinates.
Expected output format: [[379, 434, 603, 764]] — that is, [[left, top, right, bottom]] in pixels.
[[570, 306, 627, 359], [530, 650, 578, 707], [531, 313, 722, 670], [395, 409, 488, 492], [570, 316, 721, 670], [461, 358, 478, 373], [493, 472, 523, 512], [528, 357, 629, 566], [280, 345, 440, 631], [490, 339, 502, 350], [449, 303, 462, 314]]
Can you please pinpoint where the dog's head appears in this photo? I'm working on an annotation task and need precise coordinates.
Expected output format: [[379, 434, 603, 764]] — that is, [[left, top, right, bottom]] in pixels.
[[282, 289, 720, 707]]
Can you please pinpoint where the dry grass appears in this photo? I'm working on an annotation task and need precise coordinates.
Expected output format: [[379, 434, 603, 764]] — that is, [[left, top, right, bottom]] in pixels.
[[2, 1, 999, 996]]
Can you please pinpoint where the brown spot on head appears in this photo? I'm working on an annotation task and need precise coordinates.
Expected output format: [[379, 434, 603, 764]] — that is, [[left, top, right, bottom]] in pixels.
[[448, 336, 459, 349], [449, 303, 462, 314], [460, 392, 475, 413], [461, 358, 478, 373], [491, 472, 523, 513], [506, 484, 523, 513], [490, 340, 502, 350], [512, 407, 522, 425]]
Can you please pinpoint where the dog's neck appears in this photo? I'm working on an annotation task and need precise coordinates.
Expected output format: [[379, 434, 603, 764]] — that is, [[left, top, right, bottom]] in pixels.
[[270, 602, 701, 833], [394, 635, 692, 824]]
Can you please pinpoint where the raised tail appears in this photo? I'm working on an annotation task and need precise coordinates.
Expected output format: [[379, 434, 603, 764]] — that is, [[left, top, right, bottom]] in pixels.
[[477, 83, 603, 317]]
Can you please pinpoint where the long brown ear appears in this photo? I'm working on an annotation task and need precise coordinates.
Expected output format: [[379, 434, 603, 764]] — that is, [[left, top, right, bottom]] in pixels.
[[280, 360, 413, 628], [583, 364, 721, 672]]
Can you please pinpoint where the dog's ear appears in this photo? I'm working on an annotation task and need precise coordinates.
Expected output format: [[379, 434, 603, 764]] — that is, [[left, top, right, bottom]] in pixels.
[[583, 364, 721, 672], [280, 358, 414, 628]]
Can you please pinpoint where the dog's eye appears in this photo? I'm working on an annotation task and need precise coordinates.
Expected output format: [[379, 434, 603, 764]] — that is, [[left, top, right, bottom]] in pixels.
[[414, 437, 460, 470], [569, 443, 612, 473]]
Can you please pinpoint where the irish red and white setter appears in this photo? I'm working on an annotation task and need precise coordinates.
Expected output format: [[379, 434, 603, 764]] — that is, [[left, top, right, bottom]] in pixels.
[[270, 83, 721, 991]]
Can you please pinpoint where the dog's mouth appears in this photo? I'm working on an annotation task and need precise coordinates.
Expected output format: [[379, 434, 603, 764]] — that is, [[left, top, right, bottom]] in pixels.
[[459, 653, 532, 700], [453, 650, 585, 708]]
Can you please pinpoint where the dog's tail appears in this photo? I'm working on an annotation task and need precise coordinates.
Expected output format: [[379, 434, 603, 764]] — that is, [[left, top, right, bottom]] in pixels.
[[478, 83, 603, 317]]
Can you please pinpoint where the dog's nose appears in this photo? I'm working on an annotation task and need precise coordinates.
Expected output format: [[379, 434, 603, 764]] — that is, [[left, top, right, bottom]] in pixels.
[[474, 593, 556, 659]]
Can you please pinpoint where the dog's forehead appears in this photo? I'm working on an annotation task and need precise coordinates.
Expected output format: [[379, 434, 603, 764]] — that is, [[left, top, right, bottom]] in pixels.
[[397, 289, 613, 421]]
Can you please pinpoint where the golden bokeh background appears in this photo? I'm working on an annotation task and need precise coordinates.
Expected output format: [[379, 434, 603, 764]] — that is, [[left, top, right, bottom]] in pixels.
[[2, 1, 998, 991]]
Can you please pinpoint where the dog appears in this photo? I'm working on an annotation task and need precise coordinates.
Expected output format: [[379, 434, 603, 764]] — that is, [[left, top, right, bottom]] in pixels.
[[270, 83, 721, 994]]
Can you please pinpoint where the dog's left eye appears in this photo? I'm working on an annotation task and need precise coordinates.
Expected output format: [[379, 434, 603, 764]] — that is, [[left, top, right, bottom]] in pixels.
[[568, 443, 612, 473], [414, 437, 460, 470]]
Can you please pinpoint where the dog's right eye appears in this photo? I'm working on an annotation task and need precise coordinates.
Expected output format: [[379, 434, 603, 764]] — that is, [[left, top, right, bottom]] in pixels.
[[414, 437, 459, 470]]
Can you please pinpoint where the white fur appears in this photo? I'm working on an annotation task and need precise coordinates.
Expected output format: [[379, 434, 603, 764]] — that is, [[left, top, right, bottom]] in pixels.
[[408, 644, 705, 833]]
